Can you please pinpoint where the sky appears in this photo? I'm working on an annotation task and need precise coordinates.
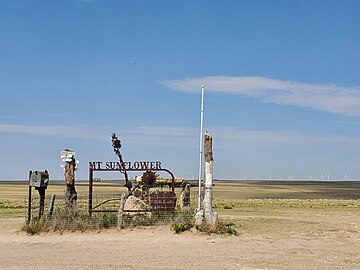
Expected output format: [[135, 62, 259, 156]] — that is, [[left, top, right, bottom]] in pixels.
[[1, 0, 360, 181]]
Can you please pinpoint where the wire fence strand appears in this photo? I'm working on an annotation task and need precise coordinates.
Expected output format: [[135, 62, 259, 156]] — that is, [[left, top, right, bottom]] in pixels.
[[25, 191, 197, 230]]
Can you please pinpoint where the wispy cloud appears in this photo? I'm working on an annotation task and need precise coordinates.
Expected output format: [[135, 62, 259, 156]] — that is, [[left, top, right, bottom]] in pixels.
[[210, 126, 355, 149], [122, 126, 357, 149], [0, 124, 108, 140], [0, 124, 357, 148], [121, 126, 197, 147], [159, 76, 360, 116], [0, 124, 197, 146]]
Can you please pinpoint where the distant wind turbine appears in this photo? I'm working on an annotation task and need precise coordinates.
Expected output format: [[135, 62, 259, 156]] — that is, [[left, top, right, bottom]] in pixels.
[[307, 170, 312, 181]]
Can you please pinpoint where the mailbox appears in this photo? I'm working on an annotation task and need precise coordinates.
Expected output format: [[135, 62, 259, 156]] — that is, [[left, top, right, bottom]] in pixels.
[[29, 170, 49, 188]]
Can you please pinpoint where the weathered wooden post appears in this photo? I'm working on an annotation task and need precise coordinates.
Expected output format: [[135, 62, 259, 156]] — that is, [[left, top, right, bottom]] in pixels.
[[27, 171, 32, 224], [117, 193, 127, 230], [195, 132, 218, 225], [203, 132, 217, 224], [61, 149, 78, 207], [48, 194, 56, 218]]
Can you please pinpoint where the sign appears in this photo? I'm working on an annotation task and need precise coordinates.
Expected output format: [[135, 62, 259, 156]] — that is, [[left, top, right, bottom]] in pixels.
[[61, 150, 75, 162], [89, 161, 162, 171]]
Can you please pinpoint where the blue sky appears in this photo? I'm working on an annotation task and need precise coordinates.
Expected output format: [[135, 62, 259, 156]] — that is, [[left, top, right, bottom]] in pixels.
[[1, 0, 360, 180]]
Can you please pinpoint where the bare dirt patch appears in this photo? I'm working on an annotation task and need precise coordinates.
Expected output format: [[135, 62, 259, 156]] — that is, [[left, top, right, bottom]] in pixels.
[[1, 208, 360, 270]]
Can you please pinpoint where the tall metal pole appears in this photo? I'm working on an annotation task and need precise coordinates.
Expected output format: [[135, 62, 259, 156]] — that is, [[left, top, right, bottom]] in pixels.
[[197, 83, 205, 211]]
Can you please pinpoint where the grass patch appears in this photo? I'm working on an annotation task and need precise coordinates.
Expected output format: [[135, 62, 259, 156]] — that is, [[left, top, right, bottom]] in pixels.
[[22, 219, 49, 235], [124, 210, 194, 228], [195, 221, 238, 236], [22, 208, 119, 234], [171, 222, 193, 234], [0, 200, 27, 218], [214, 198, 360, 211]]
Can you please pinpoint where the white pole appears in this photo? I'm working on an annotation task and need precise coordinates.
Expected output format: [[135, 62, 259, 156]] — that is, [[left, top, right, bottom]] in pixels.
[[197, 83, 205, 211]]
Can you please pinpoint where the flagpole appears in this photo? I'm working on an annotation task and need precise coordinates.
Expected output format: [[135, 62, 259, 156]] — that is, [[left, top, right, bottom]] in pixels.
[[197, 83, 205, 211]]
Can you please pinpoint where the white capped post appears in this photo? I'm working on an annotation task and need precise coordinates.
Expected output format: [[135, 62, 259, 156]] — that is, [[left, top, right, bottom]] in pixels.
[[203, 131, 217, 224]]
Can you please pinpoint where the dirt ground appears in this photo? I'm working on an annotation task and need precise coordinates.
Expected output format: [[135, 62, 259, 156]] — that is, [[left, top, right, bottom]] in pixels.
[[1, 209, 360, 270]]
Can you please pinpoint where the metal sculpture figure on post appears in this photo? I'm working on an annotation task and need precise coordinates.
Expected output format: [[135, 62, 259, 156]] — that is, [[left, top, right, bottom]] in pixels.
[[111, 133, 132, 191]]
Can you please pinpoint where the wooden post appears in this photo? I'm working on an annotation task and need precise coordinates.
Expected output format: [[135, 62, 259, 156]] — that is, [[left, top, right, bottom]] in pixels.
[[48, 195, 56, 218], [37, 187, 46, 218], [27, 171, 32, 224], [117, 193, 127, 230]]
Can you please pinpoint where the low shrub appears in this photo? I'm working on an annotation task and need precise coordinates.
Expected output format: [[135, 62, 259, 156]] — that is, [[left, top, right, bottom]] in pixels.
[[22, 219, 49, 235], [195, 221, 238, 236], [171, 222, 193, 234]]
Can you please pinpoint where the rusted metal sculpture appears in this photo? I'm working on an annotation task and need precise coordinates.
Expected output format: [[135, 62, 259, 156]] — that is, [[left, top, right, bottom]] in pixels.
[[142, 170, 157, 185], [111, 133, 132, 191], [88, 133, 183, 229], [139, 170, 156, 204], [87, 159, 176, 216]]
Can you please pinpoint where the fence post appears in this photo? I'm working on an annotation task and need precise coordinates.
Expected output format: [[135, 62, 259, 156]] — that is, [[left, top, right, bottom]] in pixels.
[[48, 195, 56, 218], [37, 187, 46, 218], [27, 171, 32, 224], [117, 193, 126, 230]]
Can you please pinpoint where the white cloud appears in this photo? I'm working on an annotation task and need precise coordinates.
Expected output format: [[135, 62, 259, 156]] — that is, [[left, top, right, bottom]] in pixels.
[[120, 126, 197, 147], [0, 124, 356, 148], [0, 124, 108, 140], [159, 76, 360, 116], [210, 126, 355, 149], [0, 124, 197, 146], [122, 125, 357, 149]]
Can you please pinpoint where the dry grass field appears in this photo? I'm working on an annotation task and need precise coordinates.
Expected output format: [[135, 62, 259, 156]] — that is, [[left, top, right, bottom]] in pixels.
[[1, 180, 360, 269]]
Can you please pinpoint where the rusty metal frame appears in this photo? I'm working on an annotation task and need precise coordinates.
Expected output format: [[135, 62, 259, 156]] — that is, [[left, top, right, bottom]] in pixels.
[[88, 166, 175, 216]]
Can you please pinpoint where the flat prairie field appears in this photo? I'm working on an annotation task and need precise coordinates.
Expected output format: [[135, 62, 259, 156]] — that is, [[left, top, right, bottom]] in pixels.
[[1, 180, 360, 270]]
